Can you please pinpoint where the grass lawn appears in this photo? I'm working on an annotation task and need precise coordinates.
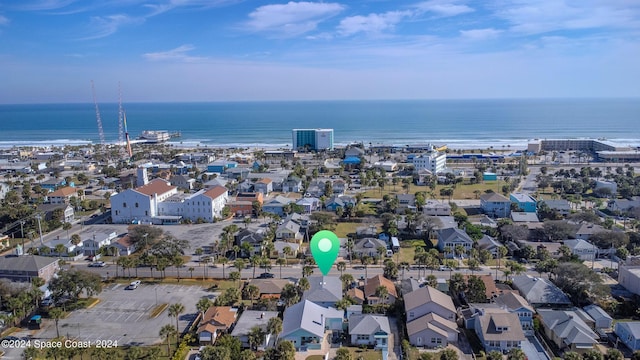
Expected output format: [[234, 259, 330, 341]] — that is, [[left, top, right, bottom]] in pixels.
[[362, 181, 509, 200], [334, 222, 381, 238], [306, 356, 325, 360], [348, 347, 385, 360]]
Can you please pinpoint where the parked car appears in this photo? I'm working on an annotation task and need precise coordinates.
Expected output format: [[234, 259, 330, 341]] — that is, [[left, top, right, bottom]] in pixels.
[[258, 272, 274, 279], [127, 280, 141, 290], [88, 261, 106, 267]]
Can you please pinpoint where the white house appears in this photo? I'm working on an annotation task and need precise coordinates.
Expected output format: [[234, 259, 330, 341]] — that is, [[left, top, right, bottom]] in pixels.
[[82, 231, 117, 256]]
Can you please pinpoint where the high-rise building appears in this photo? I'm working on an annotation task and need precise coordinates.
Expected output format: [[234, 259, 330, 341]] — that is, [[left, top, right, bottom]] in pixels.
[[411, 147, 447, 174], [292, 128, 334, 151]]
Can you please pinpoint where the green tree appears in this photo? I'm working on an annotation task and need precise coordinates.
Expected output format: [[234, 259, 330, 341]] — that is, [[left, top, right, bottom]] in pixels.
[[440, 348, 459, 360], [239, 349, 256, 360], [229, 271, 241, 285], [507, 348, 526, 360], [244, 284, 260, 307], [267, 317, 283, 341], [466, 275, 487, 303], [168, 303, 185, 334], [487, 351, 503, 360], [201, 346, 231, 360], [158, 324, 177, 355], [582, 350, 603, 360], [563, 351, 581, 360], [248, 326, 266, 350], [49, 307, 64, 338], [604, 349, 623, 360], [335, 348, 353, 360]]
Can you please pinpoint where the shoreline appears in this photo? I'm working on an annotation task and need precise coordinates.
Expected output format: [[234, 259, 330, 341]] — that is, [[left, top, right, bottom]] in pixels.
[[1, 137, 640, 151]]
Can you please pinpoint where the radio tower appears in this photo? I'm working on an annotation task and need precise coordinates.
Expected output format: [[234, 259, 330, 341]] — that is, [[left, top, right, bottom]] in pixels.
[[91, 80, 106, 146], [117, 82, 125, 146]]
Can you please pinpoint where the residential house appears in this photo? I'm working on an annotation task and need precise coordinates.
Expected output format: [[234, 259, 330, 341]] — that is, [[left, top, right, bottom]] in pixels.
[[462, 274, 502, 302], [170, 175, 195, 190], [405, 286, 458, 347], [254, 178, 273, 195], [477, 235, 501, 258], [364, 274, 398, 305], [207, 160, 237, 173], [82, 231, 117, 257], [537, 309, 598, 353], [563, 239, 598, 261], [282, 176, 303, 193], [583, 304, 613, 329], [373, 161, 398, 172], [510, 193, 537, 212], [303, 276, 343, 308], [274, 241, 299, 258], [306, 180, 326, 198], [437, 228, 474, 258], [325, 196, 356, 212], [401, 278, 421, 296], [41, 178, 68, 192], [229, 192, 263, 217], [280, 300, 344, 351], [41, 238, 81, 258], [396, 194, 416, 214], [618, 256, 640, 296], [539, 199, 571, 217], [423, 200, 451, 216], [197, 306, 238, 345], [203, 177, 228, 189], [348, 314, 390, 349], [480, 192, 511, 218], [296, 197, 320, 214], [596, 180, 618, 195], [346, 288, 365, 305], [276, 220, 303, 242], [575, 223, 606, 241], [346, 305, 362, 319], [332, 179, 347, 195], [48, 186, 79, 204], [511, 275, 572, 308], [406, 312, 458, 348], [230, 310, 279, 350], [263, 196, 295, 217], [345, 147, 365, 158], [110, 179, 178, 224], [353, 238, 388, 259], [183, 186, 229, 222], [511, 212, 540, 223], [0, 255, 60, 283], [607, 197, 640, 214], [235, 229, 264, 257], [37, 204, 74, 223], [474, 310, 525, 353], [493, 292, 535, 335], [247, 279, 292, 300], [112, 235, 137, 256], [614, 321, 640, 351]]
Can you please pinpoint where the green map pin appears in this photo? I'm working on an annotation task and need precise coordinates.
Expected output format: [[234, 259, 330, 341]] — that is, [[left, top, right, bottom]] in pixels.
[[310, 230, 340, 276]]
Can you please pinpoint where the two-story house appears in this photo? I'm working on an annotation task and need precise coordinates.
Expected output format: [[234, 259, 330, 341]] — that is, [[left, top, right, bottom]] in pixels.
[[480, 192, 511, 218], [437, 227, 474, 258], [474, 310, 525, 353], [405, 286, 458, 347], [348, 314, 390, 349], [510, 193, 537, 212]]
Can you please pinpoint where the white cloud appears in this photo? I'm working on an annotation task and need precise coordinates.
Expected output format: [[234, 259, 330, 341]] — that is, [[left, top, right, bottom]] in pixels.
[[143, 0, 240, 17], [338, 10, 412, 36], [143, 44, 206, 62], [492, 0, 640, 35], [80, 14, 141, 40], [246, 1, 345, 37], [460, 28, 502, 40], [415, 0, 474, 17], [0, 15, 9, 26], [10, 0, 77, 11]]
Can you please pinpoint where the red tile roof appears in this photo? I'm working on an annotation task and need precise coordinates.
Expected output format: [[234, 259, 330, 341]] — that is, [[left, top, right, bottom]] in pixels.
[[135, 179, 176, 197], [203, 186, 227, 200], [49, 186, 77, 197]]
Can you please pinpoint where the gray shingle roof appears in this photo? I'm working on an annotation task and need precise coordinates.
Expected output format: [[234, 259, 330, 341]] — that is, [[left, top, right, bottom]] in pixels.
[[349, 314, 390, 335], [0, 255, 59, 273], [281, 300, 343, 338], [303, 276, 343, 304], [537, 309, 598, 346], [511, 275, 572, 306]]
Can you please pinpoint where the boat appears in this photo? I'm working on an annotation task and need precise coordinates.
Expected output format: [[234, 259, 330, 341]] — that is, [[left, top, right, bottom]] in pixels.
[[138, 130, 172, 143]]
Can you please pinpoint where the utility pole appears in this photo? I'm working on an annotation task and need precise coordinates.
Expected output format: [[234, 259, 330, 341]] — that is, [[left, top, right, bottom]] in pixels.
[[35, 214, 44, 246], [20, 220, 26, 251]]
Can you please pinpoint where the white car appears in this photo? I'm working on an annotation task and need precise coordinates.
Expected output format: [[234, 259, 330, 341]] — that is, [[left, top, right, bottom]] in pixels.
[[127, 280, 141, 290]]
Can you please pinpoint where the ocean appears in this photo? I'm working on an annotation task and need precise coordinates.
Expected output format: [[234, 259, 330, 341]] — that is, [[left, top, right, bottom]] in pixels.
[[0, 99, 638, 149]]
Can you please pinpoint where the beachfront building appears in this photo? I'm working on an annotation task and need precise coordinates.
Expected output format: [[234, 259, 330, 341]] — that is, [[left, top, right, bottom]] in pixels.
[[411, 149, 447, 174], [182, 186, 229, 222], [111, 179, 178, 224], [292, 129, 334, 151]]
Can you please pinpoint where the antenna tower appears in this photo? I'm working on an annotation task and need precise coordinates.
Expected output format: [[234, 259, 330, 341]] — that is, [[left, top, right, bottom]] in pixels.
[[117, 82, 125, 145], [90, 80, 106, 146]]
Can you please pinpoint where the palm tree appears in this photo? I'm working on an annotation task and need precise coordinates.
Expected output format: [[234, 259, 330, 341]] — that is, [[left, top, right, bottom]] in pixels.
[[375, 285, 389, 304], [196, 297, 212, 318], [62, 222, 72, 239], [173, 256, 184, 281], [399, 261, 410, 281], [159, 324, 177, 355], [248, 326, 266, 350], [244, 284, 260, 307], [362, 256, 373, 282], [302, 265, 313, 278], [229, 271, 241, 285], [168, 303, 185, 334], [298, 277, 310, 293], [336, 261, 346, 277], [276, 258, 287, 278], [267, 317, 283, 342], [219, 256, 229, 279], [188, 267, 195, 278], [49, 307, 64, 338], [250, 255, 260, 279]]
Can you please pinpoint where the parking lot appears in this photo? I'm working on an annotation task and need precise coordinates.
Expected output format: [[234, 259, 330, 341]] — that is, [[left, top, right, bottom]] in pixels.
[[37, 282, 215, 346]]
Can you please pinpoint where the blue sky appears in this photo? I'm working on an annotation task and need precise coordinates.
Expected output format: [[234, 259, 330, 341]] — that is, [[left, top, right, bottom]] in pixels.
[[1, 0, 639, 103]]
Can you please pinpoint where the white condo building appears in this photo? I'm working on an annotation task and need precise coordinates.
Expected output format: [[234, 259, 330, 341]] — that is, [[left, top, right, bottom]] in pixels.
[[411, 150, 447, 174], [292, 129, 334, 151]]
